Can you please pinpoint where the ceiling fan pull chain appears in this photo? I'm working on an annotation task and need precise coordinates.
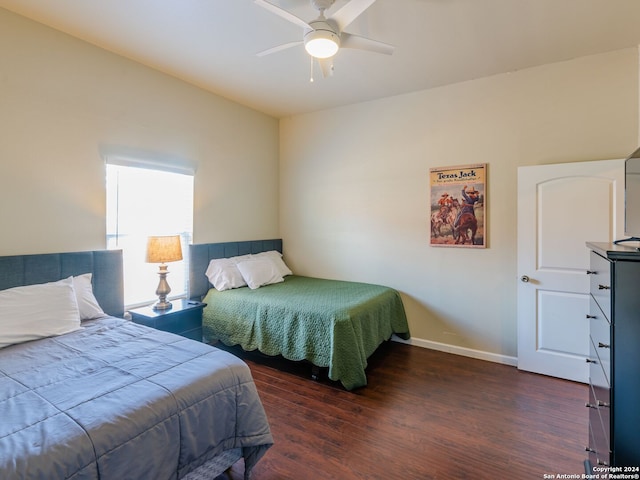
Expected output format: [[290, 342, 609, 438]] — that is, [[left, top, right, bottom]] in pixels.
[[310, 56, 315, 83]]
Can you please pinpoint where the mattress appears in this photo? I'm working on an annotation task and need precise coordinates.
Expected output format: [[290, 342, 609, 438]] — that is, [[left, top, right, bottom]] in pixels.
[[0, 316, 273, 480], [202, 275, 410, 390]]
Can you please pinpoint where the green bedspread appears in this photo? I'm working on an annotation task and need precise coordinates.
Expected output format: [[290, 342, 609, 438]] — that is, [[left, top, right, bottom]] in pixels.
[[202, 275, 410, 390]]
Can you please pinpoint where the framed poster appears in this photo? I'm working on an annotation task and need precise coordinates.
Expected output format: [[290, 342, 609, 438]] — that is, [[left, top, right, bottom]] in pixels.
[[429, 163, 487, 248]]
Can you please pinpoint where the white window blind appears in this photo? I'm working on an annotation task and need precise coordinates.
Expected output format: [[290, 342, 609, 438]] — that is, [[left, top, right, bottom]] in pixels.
[[106, 162, 194, 307]]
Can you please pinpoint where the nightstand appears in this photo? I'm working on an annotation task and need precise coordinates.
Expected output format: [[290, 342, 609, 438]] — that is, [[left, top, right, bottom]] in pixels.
[[129, 299, 206, 341]]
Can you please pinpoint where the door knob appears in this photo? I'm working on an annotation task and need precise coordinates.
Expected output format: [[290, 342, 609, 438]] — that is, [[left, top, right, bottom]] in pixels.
[[520, 275, 530, 283]]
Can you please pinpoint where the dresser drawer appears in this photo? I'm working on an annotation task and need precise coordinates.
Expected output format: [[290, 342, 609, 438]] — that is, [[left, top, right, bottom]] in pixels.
[[589, 252, 611, 322], [590, 369, 610, 411], [589, 299, 611, 382], [589, 341, 609, 389], [588, 423, 611, 469], [588, 383, 611, 467]]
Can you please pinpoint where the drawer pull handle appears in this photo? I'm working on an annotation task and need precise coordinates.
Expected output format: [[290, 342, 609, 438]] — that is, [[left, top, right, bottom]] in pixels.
[[597, 459, 610, 466], [585, 446, 595, 453], [598, 284, 610, 290], [586, 314, 597, 319], [585, 402, 597, 409], [586, 358, 598, 364], [586, 270, 597, 275], [598, 342, 610, 349], [597, 400, 610, 408]]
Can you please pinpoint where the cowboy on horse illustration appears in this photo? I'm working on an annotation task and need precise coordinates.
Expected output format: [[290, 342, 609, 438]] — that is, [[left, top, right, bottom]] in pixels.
[[453, 185, 480, 244], [454, 186, 479, 226], [438, 192, 452, 208], [437, 192, 453, 217]]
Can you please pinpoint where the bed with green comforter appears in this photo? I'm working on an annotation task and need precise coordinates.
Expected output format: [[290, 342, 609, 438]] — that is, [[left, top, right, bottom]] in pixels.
[[201, 275, 409, 390]]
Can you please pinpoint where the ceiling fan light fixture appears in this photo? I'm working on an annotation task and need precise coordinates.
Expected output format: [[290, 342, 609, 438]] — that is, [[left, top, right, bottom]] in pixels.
[[304, 27, 340, 58]]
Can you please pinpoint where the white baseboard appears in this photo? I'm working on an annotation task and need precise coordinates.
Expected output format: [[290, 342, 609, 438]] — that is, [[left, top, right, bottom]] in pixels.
[[391, 335, 517, 367]]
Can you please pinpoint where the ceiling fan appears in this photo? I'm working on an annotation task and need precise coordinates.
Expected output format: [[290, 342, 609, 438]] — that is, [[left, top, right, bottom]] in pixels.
[[255, 0, 394, 78]]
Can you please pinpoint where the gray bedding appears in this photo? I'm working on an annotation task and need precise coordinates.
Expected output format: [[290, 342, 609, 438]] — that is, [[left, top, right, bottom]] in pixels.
[[0, 316, 273, 480]]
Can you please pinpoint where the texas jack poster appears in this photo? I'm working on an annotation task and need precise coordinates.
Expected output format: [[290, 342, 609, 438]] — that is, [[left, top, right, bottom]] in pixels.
[[429, 163, 487, 248]]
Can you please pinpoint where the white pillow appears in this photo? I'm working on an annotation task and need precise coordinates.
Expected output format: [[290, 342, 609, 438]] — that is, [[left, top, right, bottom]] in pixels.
[[252, 250, 293, 277], [72, 273, 105, 320], [236, 259, 284, 290], [0, 277, 82, 349], [205, 257, 247, 291]]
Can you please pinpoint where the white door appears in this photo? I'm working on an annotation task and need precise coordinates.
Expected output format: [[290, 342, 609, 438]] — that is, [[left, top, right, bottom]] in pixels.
[[517, 159, 624, 382]]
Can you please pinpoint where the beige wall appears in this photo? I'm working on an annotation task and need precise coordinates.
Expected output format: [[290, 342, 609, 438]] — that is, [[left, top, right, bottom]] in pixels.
[[279, 48, 639, 362], [0, 9, 280, 256], [2, 8, 639, 364]]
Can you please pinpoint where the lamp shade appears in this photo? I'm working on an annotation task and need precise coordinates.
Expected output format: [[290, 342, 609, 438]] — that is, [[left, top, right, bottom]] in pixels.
[[146, 235, 183, 264], [304, 21, 340, 59]]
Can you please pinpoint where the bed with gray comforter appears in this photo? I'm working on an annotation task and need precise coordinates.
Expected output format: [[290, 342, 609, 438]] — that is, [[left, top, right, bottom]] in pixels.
[[0, 250, 273, 480]]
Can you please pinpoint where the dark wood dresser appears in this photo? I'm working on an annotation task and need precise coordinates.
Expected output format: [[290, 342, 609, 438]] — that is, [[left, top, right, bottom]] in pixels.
[[585, 242, 640, 472]]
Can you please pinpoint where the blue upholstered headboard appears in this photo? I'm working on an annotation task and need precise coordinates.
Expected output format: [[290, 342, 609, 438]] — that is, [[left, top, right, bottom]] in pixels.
[[0, 250, 125, 318], [188, 239, 283, 301]]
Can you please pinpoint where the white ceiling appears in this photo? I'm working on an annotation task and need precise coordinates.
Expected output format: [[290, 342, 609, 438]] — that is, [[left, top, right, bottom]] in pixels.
[[2, 0, 640, 118]]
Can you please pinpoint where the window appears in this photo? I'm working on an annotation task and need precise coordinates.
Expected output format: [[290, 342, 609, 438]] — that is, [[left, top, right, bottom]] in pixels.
[[106, 162, 194, 307]]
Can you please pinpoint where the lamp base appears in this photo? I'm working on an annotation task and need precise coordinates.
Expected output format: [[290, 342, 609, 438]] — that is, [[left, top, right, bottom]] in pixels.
[[153, 264, 173, 311], [152, 299, 173, 311]]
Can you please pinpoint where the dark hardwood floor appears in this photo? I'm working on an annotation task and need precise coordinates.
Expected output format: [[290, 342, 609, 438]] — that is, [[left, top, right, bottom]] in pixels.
[[220, 341, 588, 480]]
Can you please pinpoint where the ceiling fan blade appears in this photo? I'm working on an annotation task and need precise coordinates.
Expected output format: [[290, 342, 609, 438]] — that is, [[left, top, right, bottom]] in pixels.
[[340, 32, 394, 55], [330, 0, 377, 31], [254, 0, 312, 30], [317, 57, 334, 78], [256, 41, 303, 57]]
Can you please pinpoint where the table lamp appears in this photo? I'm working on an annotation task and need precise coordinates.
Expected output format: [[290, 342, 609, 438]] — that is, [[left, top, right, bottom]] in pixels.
[[146, 235, 183, 310]]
